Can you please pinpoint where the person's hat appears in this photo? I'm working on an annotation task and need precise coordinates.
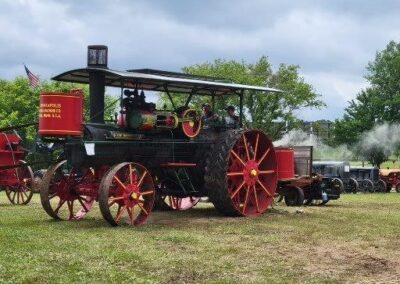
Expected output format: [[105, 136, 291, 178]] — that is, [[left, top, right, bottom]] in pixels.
[[202, 103, 211, 108], [226, 105, 235, 111]]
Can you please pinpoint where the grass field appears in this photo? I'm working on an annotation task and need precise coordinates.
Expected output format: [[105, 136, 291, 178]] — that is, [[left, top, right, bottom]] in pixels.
[[1, 193, 400, 283]]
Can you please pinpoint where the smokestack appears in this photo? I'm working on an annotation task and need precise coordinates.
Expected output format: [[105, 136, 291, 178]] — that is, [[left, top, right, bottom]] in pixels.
[[87, 45, 107, 123]]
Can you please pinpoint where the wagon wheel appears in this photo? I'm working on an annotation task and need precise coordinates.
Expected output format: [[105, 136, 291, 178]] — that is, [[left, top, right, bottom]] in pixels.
[[375, 179, 387, 193], [40, 160, 96, 220], [346, 178, 359, 194], [155, 193, 200, 211], [205, 130, 278, 216], [332, 178, 344, 193], [361, 179, 374, 193], [99, 162, 155, 226], [284, 186, 304, 207], [5, 161, 34, 205]]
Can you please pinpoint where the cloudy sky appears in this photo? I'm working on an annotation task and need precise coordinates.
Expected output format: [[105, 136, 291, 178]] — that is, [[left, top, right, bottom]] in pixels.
[[1, 0, 399, 120]]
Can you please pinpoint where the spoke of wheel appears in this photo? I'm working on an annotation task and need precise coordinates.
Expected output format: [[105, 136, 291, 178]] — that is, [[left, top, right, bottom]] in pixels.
[[54, 199, 66, 214], [168, 196, 173, 208], [257, 148, 271, 165], [77, 197, 89, 212], [17, 191, 20, 204], [230, 180, 246, 198], [49, 192, 58, 200], [22, 190, 29, 199], [67, 200, 74, 220], [242, 186, 250, 214], [108, 196, 124, 207], [129, 164, 133, 185], [242, 134, 250, 161], [20, 191, 25, 203], [227, 172, 244, 177], [141, 190, 154, 196], [257, 179, 273, 197], [113, 176, 126, 190], [254, 134, 260, 160], [258, 170, 275, 175], [127, 206, 134, 225], [12, 191, 17, 202], [230, 150, 246, 166], [137, 202, 149, 215], [115, 206, 126, 223], [253, 185, 260, 212], [137, 171, 148, 187]]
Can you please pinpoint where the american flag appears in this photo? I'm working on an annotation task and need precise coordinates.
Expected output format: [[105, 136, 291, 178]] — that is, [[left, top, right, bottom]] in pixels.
[[24, 65, 40, 88]]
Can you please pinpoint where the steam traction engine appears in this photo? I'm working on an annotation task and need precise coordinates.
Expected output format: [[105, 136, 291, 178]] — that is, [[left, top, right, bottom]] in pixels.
[[38, 45, 297, 226]]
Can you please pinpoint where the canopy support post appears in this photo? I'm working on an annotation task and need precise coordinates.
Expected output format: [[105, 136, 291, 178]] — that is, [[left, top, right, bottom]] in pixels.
[[239, 90, 244, 128], [164, 85, 176, 111]]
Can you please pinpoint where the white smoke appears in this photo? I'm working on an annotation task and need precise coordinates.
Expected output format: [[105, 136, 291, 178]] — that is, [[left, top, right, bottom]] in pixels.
[[274, 129, 353, 160], [357, 123, 400, 156], [273, 123, 400, 162]]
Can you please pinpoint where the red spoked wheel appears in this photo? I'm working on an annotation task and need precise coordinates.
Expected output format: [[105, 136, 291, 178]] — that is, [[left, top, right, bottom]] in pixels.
[[181, 109, 202, 138], [5, 161, 34, 205], [99, 162, 155, 226], [206, 130, 278, 216], [40, 160, 96, 220], [155, 194, 200, 211]]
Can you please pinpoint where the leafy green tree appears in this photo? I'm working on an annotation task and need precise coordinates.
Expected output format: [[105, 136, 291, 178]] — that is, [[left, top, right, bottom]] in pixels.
[[333, 41, 400, 167], [159, 56, 324, 139]]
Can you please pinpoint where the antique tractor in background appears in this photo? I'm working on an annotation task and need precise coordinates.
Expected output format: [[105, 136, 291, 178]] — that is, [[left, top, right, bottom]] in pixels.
[[38, 45, 287, 226], [349, 167, 386, 193], [0, 126, 34, 205], [312, 161, 359, 193], [276, 147, 341, 206], [380, 169, 400, 192]]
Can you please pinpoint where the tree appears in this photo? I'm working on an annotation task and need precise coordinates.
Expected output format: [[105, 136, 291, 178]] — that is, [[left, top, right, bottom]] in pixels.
[[159, 56, 324, 139], [333, 41, 400, 167]]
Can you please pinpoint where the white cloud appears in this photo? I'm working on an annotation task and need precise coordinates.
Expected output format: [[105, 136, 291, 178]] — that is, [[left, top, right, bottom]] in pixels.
[[0, 0, 399, 121]]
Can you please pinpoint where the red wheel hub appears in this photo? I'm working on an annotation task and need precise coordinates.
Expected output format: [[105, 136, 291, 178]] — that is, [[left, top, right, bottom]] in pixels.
[[243, 160, 259, 187]]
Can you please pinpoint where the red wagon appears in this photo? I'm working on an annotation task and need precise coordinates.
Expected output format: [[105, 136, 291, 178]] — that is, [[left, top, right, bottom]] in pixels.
[[0, 132, 34, 205]]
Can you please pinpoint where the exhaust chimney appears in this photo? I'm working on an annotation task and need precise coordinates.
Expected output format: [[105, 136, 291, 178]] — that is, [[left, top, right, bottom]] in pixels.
[[87, 45, 107, 123]]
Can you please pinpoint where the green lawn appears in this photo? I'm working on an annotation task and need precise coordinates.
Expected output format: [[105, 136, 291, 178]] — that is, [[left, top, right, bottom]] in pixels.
[[1, 193, 400, 283]]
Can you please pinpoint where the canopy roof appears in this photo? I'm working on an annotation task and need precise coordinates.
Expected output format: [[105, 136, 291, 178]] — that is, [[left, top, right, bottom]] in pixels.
[[52, 67, 282, 96]]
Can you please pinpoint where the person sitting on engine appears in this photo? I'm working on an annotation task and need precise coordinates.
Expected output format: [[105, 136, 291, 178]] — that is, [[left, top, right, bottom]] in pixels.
[[224, 105, 239, 129], [201, 103, 219, 128]]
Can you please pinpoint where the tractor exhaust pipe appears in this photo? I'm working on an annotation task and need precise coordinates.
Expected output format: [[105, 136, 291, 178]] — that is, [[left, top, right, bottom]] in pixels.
[[87, 45, 108, 123]]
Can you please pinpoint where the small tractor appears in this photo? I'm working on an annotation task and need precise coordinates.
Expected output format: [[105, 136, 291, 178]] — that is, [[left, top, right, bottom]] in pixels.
[[37, 46, 336, 227], [312, 161, 358, 193], [380, 169, 400, 192], [0, 125, 35, 205], [349, 167, 386, 193], [276, 147, 341, 206]]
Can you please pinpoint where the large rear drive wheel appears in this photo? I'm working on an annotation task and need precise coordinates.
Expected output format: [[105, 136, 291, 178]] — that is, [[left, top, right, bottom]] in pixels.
[[99, 162, 155, 226], [205, 130, 278, 216]]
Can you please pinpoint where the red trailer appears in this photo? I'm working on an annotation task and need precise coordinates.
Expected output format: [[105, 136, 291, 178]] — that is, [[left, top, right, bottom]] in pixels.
[[0, 132, 34, 204]]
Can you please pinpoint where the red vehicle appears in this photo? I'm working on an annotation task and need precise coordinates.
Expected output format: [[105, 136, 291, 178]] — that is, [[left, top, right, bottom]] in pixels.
[[379, 169, 400, 192], [0, 130, 34, 204]]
